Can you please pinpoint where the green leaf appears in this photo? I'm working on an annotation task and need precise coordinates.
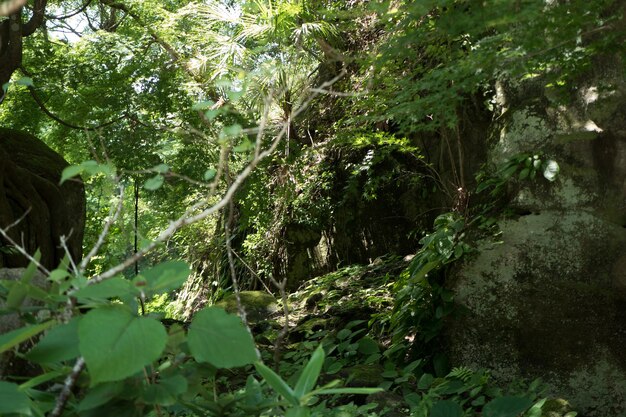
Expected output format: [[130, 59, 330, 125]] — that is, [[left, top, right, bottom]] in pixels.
[[77, 381, 124, 411], [417, 373, 434, 389], [430, 400, 463, 417], [74, 277, 137, 302], [19, 370, 65, 390], [152, 163, 169, 173], [187, 307, 257, 368], [26, 318, 80, 364], [357, 337, 380, 355], [15, 77, 34, 87], [286, 406, 310, 417], [78, 306, 167, 385], [483, 396, 533, 417], [142, 375, 188, 405], [222, 124, 243, 138], [144, 174, 165, 190], [204, 168, 217, 181], [313, 387, 383, 395], [137, 260, 190, 295], [519, 168, 530, 180], [60, 160, 114, 184], [294, 345, 325, 398], [233, 139, 254, 153], [0, 381, 31, 415], [254, 361, 298, 405], [192, 100, 215, 110], [48, 269, 70, 283], [21, 251, 41, 284], [0, 321, 55, 354], [526, 398, 547, 417], [336, 329, 351, 340]]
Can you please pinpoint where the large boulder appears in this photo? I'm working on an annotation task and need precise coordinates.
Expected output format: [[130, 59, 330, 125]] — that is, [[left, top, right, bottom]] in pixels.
[[0, 128, 85, 269], [447, 64, 626, 416]]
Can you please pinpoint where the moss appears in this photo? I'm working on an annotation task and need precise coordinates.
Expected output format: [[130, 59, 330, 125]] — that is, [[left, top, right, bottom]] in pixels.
[[216, 291, 277, 323], [541, 398, 574, 417], [342, 364, 384, 387]]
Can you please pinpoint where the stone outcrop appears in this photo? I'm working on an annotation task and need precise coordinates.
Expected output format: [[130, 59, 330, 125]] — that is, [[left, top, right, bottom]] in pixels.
[[447, 63, 626, 417], [0, 128, 85, 269]]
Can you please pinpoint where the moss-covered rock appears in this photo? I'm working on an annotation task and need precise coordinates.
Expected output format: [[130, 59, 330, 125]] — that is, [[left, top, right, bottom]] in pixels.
[[447, 66, 626, 416], [216, 291, 278, 324]]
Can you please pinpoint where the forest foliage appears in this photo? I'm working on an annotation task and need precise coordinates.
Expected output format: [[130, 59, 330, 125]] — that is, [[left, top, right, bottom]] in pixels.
[[0, 0, 624, 416]]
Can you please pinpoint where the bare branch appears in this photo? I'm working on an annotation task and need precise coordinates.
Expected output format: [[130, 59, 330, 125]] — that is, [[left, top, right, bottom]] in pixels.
[[79, 185, 125, 273], [49, 357, 85, 417], [0, 208, 49, 275], [85, 70, 346, 286]]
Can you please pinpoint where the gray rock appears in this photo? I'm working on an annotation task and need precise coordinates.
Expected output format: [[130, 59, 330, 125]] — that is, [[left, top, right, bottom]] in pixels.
[[0, 128, 85, 269], [447, 63, 626, 416]]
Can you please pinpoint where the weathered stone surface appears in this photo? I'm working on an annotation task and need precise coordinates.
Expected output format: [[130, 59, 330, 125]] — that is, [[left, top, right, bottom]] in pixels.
[[0, 128, 85, 269], [216, 290, 278, 324], [447, 66, 626, 416]]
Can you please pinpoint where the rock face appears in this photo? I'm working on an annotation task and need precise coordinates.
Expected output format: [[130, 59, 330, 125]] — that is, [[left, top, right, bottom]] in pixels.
[[0, 128, 85, 269], [447, 66, 626, 416]]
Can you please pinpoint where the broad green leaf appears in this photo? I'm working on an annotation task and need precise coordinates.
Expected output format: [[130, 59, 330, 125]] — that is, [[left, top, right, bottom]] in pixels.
[[286, 406, 310, 417], [483, 396, 533, 417], [336, 329, 351, 340], [152, 163, 169, 173], [77, 382, 124, 411], [188, 307, 257, 368], [48, 269, 69, 282], [204, 168, 217, 181], [141, 374, 188, 405], [294, 345, 325, 398], [312, 387, 383, 395], [26, 318, 80, 364], [60, 165, 83, 183], [138, 260, 190, 295], [144, 174, 165, 190], [0, 381, 31, 415], [74, 277, 137, 302], [430, 400, 463, 417], [254, 361, 298, 405], [526, 398, 547, 417], [417, 373, 434, 389], [60, 161, 114, 184], [78, 306, 167, 385], [0, 321, 55, 354], [191, 100, 214, 110], [222, 124, 243, 137], [6, 281, 28, 309], [21, 250, 41, 284], [19, 370, 64, 390], [233, 139, 254, 153], [15, 77, 34, 87], [357, 337, 379, 355]]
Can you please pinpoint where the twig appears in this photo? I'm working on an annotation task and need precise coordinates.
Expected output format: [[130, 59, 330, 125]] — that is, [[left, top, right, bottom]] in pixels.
[[230, 249, 272, 294], [88, 70, 346, 287], [46, 71, 346, 417], [225, 194, 248, 328], [58, 233, 78, 276], [49, 357, 85, 417], [0, 209, 50, 275], [79, 185, 125, 273]]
